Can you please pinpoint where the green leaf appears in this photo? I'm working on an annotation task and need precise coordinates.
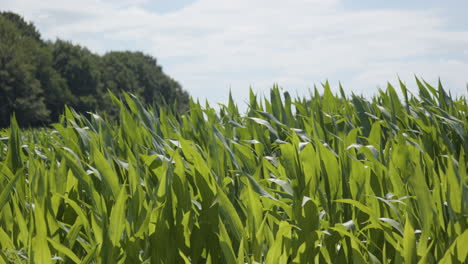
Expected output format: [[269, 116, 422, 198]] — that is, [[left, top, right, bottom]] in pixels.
[[32, 203, 52, 263], [440, 229, 468, 263], [0, 168, 20, 212], [5, 116, 22, 174], [402, 216, 416, 264], [92, 146, 121, 198], [219, 219, 237, 264], [217, 185, 244, 244], [47, 238, 81, 263], [109, 186, 127, 246]]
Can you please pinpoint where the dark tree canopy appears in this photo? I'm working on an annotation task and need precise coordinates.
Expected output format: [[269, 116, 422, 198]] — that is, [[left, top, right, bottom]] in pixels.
[[51, 40, 101, 113], [0, 16, 50, 127], [0, 12, 190, 127], [0, 11, 41, 41], [100, 51, 189, 112]]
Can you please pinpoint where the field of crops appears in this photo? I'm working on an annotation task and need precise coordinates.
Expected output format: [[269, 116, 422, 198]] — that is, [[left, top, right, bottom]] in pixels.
[[0, 80, 467, 263]]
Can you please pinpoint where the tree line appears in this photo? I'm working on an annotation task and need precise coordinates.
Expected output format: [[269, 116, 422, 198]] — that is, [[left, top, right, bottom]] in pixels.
[[0, 11, 190, 127]]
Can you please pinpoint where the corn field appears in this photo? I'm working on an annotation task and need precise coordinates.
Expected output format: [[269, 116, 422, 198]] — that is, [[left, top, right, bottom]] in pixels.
[[0, 79, 467, 263]]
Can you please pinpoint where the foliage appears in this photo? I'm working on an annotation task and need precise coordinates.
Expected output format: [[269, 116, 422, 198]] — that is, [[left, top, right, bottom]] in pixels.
[[0, 16, 50, 127], [0, 80, 467, 263], [0, 11, 41, 41], [50, 40, 101, 114], [0, 12, 189, 127], [99, 51, 189, 114]]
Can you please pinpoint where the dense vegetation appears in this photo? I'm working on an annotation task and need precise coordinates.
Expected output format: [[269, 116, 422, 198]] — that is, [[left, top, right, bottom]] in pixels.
[[0, 11, 189, 127], [0, 80, 467, 263]]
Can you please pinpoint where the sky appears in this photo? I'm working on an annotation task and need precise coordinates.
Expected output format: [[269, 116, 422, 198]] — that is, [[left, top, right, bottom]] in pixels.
[[3, 0, 468, 107]]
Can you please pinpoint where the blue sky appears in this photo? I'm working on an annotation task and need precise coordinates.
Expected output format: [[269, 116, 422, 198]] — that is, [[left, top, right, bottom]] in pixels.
[[145, 0, 198, 13], [3, 0, 468, 107]]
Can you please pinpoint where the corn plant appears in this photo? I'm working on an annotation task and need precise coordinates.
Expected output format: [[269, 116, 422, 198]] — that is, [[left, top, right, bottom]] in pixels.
[[0, 79, 467, 263]]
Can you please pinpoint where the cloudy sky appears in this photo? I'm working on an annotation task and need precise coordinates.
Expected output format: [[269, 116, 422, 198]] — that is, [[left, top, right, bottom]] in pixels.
[[3, 0, 468, 106]]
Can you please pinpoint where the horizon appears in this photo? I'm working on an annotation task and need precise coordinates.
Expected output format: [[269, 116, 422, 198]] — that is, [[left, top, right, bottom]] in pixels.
[[3, 0, 468, 107]]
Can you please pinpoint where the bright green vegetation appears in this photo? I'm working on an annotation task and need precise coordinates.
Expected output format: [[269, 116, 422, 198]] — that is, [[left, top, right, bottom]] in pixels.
[[0, 80, 467, 263]]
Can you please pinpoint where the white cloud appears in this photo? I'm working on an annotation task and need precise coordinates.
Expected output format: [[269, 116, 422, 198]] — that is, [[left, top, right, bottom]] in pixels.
[[349, 59, 468, 96], [3, 0, 468, 107]]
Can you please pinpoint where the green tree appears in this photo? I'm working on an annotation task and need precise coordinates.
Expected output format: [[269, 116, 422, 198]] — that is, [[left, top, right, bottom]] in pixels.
[[51, 39, 101, 113], [0, 11, 190, 126], [0, 17, 49, 127], [100, 51, 189, 113], [40, 42, 74, 122], [0, 11, 41, 41], [0, 12, 73, 125]]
